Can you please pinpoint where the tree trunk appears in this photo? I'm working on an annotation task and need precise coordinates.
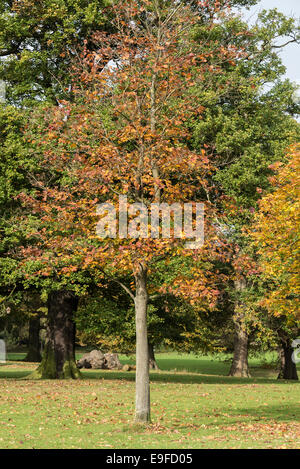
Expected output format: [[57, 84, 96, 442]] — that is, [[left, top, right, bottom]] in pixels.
[[229, 319, 251, 377], [24, 315, 41, 362], [148, 342, 159, 370], [277, 333, 298, 380], [134, 265, 150, 423], [29, 290, 81, 379], [229, 277, 251, 378]]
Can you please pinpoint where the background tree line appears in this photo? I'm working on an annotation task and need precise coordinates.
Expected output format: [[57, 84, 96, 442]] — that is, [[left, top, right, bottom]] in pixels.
[[0, 0, 299, 422]]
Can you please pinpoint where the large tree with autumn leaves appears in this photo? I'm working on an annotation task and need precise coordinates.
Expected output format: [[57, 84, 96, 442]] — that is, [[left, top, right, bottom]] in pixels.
[[18, 0, 243, 422], [252, 145, 299, 321], [238, 144, 299, 380]]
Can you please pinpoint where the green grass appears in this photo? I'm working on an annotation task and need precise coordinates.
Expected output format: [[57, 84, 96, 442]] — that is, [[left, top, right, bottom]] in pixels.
[[0, 352, 299, 449]]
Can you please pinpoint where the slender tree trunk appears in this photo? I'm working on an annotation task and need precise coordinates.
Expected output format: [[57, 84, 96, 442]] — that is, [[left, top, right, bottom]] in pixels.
[[229, 277, 251, 378], [148, 342, 159, 370], [24, 315, 41, 362], [29, 290, 81, 379], [277, 332, 298, 380], [134, 265, 150, 423]]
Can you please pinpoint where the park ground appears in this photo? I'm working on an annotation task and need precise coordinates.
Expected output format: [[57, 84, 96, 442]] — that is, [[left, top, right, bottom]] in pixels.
[[0, 352, 299, 449]]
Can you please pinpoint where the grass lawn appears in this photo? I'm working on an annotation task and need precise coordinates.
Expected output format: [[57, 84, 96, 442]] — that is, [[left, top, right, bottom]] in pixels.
[[0, 352, 299, 449]]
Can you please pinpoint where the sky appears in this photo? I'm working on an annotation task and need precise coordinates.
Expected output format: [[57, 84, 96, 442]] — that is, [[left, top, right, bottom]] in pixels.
[[241, 0, 300, 85]]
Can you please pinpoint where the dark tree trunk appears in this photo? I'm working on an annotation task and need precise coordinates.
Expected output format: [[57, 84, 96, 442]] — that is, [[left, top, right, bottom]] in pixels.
[[134, 265, 150, 423], [277, 333, 298, 380], [29, 290, 81, 379], [229, 277, 251, 378], [24, 315, 41, 362], [148, 342, 159, 370]]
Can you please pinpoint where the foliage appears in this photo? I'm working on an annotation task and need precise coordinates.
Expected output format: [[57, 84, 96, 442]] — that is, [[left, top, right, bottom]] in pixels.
[[0, 0, 299, 376], [0, 0, 110, 105], [18, 0, 240, 307], [252, 145, 300, 322], [186, 5, 300, 353], [0, 104, 30, 306]]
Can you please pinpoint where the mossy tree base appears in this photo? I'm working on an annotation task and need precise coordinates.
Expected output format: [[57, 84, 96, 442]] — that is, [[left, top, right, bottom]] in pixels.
[[27, 290, 81, 380], [28, 344, 81, 379]]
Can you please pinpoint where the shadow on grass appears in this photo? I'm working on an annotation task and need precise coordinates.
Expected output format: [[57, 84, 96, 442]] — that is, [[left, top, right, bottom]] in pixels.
[[0, 357, 298, 386], [167, 402, 300, 429], [3, 353, 277, 375], [0, 366, 299, 385], [204, 403, 300, 426], [1, 369, 294, 385], [81, 369, 299, 385], [0, 370, 32, 379]]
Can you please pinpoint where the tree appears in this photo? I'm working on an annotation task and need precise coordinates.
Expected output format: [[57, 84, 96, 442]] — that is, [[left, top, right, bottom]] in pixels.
[[188, 6, 300, 376], [277, 327, 298, 381], [0, 103, 30, 311], [4, 0, 299, 384], [252, 144, 299, 334], [19, 0, 238, 421], [0, 0, 116, 378], [29, 290, 81, 378]]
